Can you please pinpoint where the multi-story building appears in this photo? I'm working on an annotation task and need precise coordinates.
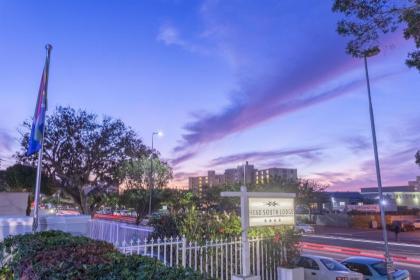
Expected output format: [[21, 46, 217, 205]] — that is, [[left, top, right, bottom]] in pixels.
[[207, 170, 225, 187], [224, 168, 237, 185], [188, 162, 297, 192], [188, 175, 208, 193], [235, 162, 256, 186], [255, 168, 298, 185]]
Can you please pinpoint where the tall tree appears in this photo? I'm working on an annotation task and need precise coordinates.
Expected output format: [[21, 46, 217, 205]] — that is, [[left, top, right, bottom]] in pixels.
[[3, 164, 55, 195], [199, 184, 240, 212], [119, 188, 162, 223], [332, 0, 420, 70], [18, 106, 150, 214], [416, 150, 420, 166], [249, 177, 328, 217], [119, 157, 172, 190]]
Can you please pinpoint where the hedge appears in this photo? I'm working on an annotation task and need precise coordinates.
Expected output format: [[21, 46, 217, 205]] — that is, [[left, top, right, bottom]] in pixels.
[[0, 231, 210, 280]]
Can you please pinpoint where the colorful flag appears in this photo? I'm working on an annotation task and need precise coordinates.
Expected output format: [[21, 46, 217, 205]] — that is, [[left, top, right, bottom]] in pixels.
[[27, 62, 48, 156]]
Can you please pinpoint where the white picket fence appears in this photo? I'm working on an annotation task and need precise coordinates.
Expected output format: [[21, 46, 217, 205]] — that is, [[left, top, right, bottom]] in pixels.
[[88, 219, 153, 244], [88, 219, 284, 280], [118, 236, 283, 280]]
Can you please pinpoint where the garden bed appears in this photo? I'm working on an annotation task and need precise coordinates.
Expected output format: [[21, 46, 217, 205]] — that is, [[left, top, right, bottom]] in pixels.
[[0, 231, 209, 280]]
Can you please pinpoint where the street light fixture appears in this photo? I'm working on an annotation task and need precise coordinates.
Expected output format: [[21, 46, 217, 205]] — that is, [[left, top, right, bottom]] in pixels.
[[148, 131, 163, 216]]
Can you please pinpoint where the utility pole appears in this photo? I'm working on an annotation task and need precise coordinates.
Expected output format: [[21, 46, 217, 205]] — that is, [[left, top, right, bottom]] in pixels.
[[148, 131, 162, 215], [364, 55, 393, 280]]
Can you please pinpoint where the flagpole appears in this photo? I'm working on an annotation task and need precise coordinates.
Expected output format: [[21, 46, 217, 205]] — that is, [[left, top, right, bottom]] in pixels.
[[32, 44, 52, 233]]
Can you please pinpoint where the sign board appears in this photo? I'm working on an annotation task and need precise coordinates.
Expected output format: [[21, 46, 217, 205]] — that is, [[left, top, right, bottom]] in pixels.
[[248, 197, 295, 227], [347, 204, 380, 212]]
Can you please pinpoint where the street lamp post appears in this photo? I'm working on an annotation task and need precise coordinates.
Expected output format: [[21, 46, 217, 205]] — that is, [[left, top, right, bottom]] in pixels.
[[148, 131, 162, 216], [364, 55, 393, 280]]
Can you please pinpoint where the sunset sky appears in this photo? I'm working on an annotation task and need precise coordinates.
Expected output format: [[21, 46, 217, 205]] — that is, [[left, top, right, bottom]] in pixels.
[[0, 0, 419, 190]]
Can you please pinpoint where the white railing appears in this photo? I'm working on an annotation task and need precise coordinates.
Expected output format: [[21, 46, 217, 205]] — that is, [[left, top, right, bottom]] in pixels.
[[88, 219, 153, 244], [0, 215, 91, 241], [119, 236, 282, 280]]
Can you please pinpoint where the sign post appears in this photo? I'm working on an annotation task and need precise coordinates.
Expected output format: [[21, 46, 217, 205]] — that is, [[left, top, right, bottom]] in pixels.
[[221, 186, 295, 280]]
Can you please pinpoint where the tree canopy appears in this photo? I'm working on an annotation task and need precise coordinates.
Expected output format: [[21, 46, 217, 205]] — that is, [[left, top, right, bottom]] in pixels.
[[119, 157, 172, 190], [0, 164, 55, 195], [416, 150, 420, 166], [332, 0, 420, 70], [18, 106, 155, 214]]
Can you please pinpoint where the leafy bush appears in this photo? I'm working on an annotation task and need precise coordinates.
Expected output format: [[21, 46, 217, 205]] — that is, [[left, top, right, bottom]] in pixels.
[[150, 208, 242, 242], [149, 213, 180, 239], [249, 226, 301, 268], [0, 231, 210, 280]]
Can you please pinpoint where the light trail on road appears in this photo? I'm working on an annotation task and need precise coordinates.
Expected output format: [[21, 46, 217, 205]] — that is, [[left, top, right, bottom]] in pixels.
[[302, 248, 420, 279], [301, 241, 420, 265], [302, 235, 420, 279], [303, 234, 420, 248]]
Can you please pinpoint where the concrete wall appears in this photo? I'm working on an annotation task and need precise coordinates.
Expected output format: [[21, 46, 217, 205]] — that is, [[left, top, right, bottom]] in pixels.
[[0, 215, 91, 241], [316, 214, 351, 227], [0, 192, 29, 216]]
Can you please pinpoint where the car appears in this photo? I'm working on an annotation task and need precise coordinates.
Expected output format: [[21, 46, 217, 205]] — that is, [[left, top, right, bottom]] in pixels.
[[388, 220, 416, 232], [295, 254, 363, 280], [119, 210, 131, 216], [342, 257, 410, 280], [295, 223, 315, 233], [413, 219, 420, 230]]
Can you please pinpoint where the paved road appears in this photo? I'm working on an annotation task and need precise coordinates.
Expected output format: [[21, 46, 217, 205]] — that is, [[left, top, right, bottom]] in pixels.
[[303, 234, 420, 258], [302, 248, 420, 279], [314, 225, 420, 244], [302, 231, 420, 279]]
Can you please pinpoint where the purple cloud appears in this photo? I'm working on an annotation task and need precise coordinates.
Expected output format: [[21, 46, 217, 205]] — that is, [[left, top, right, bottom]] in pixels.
[[172, 171, 199, 181], [175, 66, 356, 153], [173, 69, 397, 167], [170, 1, 406, 167], [0, 130, 14, 152], [322, 147, 419, 191], [209, 147, 323, 167], [343, 136, 371, 153], [170, 151, 198, 166], [314, 171, 348, 177]]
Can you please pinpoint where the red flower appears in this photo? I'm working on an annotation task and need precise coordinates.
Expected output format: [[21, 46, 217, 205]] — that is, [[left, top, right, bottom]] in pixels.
[[274, 233, 282, 243], [219, 228, 225, 233]]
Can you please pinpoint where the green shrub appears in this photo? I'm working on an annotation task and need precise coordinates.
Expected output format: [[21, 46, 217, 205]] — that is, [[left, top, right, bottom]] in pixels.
[[151, 208, 242, 242], [149, 214, 180, 239], [249, 226, 301, 268], [0, 231, 210, 280], [0, 231, 96, 276]]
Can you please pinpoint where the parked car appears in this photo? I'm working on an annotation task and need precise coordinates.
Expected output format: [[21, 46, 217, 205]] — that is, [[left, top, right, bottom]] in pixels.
[[342, 257, 410, 280], [295, 223, 315, 233], [388, 220, 416, 232], [294, 254, 363, 280], [413, 219, 420, 230]]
